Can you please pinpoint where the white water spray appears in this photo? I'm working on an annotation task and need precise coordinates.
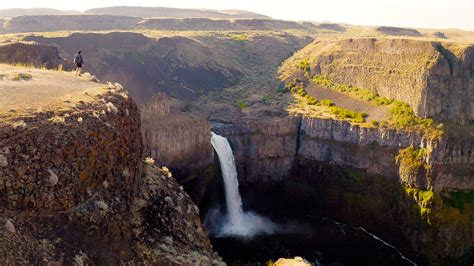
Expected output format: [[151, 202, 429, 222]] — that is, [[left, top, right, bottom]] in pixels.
[[209, 132, 275, 237]]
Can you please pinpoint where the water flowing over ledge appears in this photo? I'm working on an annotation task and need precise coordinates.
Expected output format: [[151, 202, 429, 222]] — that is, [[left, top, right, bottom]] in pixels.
[[207, 132, 276, 237]]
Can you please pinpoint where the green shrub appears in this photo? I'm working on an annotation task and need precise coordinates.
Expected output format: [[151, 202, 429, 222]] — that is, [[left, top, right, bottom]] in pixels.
[[320, 99, 334, 106], [11, 73, 32, 81], [298, 58, 311, 72], [387, 101, 442, 138], [353, 112, 367, 123], [328, 106, 366, 122], [297, 87, 306, 97], [232, 34, 247, 47], [374, 96, 393, 106], [236, 101, 248, 110], [389, 101, 422, 128], [396, 146, 427, 183], [370, 120, 380, 127], [307, 96, 318, 105]]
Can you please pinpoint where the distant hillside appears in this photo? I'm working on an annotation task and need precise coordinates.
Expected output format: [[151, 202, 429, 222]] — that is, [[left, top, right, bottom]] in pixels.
[[1, 15, 303, 33], [3, 15, 141, 32], [0, 8, 79, 18], [84, 6, 271, 19], [137, 18, 306, 31]]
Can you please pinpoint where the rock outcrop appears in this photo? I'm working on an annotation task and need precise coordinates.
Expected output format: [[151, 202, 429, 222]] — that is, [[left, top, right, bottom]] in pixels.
[[0, 66, 220, 264], [376, 26, 422, 36], [140, 92, 215, 203], [131, 164, 221, 265], [0, 41, 69, 69], [212, 116, 299, 183], [141, 93, 214, 173], [280, 38, 474, 124], [299, 117, 474, 191], [0, 73, 141, 211], [434, 32, 448, 39]]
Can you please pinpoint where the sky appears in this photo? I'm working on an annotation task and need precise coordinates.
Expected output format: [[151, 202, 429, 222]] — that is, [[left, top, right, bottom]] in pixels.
[[0, 0, 472, 31]]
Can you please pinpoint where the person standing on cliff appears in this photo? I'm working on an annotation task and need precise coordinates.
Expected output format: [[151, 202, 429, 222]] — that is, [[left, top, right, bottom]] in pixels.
[[73, 50, 83, 76]]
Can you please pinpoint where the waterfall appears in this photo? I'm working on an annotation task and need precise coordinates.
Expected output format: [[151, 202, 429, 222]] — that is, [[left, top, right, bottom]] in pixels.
[[209, 132, 276, 237], [210, 132, 244, 226]]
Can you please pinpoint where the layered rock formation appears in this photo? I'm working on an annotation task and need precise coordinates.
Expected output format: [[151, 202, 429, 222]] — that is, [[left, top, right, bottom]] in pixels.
[[0, 66, 220, 264], [0, 15, 302, 33], [280, 38, 474, 124], [0, 41, 69, 69], [376, 26, 422, 36], [137, 18, 306, 31], [3, 15, 140, 32], [140, 92, 215, 202], [299, 117, 474, 191], [212, 116, 299, 183], [84, 6, 270, 19], [141, 93, 214, 173]]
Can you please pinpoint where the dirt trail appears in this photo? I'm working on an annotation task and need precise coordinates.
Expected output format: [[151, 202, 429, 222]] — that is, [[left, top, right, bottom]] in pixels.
[[306, 84, 390, 121], [0, 65, 106, 115]]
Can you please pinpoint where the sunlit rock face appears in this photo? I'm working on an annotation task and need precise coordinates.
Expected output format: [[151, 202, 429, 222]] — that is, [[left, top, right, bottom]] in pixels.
[[280, 38, 474, 124]]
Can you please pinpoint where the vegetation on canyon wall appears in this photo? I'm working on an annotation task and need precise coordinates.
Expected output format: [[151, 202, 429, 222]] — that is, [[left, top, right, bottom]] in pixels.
[[395, 146, 430, 186], [285, 78, 368, 123], [288, 74, 445, 139]]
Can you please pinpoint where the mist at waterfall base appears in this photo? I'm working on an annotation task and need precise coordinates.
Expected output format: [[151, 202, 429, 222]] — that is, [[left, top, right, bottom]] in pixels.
[[207, 132, 277, 238]]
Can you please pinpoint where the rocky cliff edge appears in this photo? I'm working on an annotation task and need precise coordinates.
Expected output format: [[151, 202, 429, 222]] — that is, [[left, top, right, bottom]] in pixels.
[[0, 65, 221, 264]]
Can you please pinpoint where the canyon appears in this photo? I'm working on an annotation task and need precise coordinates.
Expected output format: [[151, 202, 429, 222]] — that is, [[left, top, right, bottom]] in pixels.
[[0, 6, 473, 265]]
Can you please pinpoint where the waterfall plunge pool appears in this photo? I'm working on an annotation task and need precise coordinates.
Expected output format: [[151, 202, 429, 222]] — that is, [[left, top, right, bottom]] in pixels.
[[203, 132, 420, 265]]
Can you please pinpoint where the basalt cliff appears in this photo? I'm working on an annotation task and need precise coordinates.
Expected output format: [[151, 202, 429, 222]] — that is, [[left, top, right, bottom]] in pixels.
[[0, 65, 221, 265]]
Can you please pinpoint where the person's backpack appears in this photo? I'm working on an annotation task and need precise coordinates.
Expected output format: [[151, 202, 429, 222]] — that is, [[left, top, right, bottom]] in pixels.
[[74, 54, 83, 65]]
